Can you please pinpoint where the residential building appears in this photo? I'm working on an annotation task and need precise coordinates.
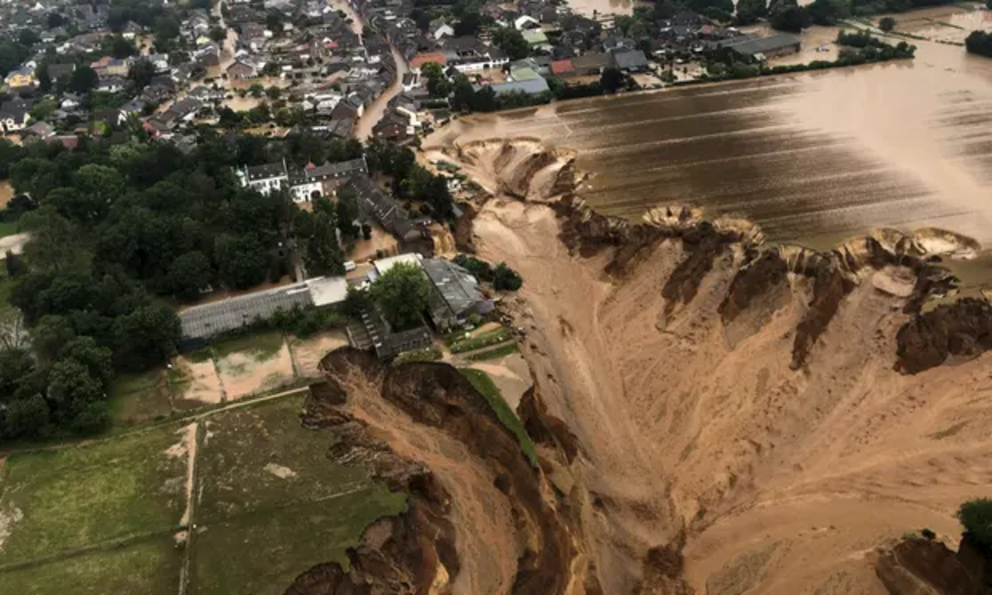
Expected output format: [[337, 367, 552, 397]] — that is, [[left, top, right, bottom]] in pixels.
[[4, 65, 36, 89], [422, 258, 494, 330], [613, 49, 648, 72], [236, 161, 289, 195], [717, 33, 800, 60], [486, 77, 550, 96], [0, 99, 32, 133], [286, 157, 368, 202], [344, 175, 424, 243]]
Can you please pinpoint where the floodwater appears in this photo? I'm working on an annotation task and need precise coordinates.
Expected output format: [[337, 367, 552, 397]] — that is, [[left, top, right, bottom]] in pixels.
[[430, 17, 992, 251]]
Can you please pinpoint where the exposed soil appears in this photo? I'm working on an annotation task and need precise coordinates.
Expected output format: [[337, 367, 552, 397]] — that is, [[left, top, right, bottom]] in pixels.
[[215, 342, 295, 401], [287, 349, 577, 594], [428, 138, 992, 593]]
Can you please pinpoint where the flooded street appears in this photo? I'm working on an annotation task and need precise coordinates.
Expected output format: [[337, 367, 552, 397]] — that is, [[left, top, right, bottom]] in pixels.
[[429, 29, 992, 250]]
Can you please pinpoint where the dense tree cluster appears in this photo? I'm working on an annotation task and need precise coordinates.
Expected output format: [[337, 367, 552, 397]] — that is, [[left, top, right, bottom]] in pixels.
[[366, 139, 455, 219], [958, 498, 992, 553], [452, 255, 523, 291], [966, 30, 992, 58], [369, 262, 431, 330]]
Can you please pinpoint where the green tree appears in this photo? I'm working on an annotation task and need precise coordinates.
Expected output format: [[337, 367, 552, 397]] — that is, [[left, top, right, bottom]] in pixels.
[[4, 394, 50, 439], [128, 59, 157, 91], [10, 158, 61, 199], [169, 250, 212, 300], [336, 186, 359, 238], [32, 314, 76, 362], [736, 0, 768, 24], [18, 207, 82, 272], [0, 348, 34, 400], [214, 233, 269, 288], [493, 27, 530, 60], [807, 0, 849, 25], [210, 25, 227, 44], [37, 62, 52, 92], [29, 98, 58, 122], [958, 499, 992, 552], [769, 0, 812, 32], [46, 358, 104, 425], [68, 65, 99, 93], [108, 35, 137, 59], [112, 303, 180, 370], [370, 262, 430, 330], [492, 262, 523, 291], [18, 29, 40, 48], [266, 86, 282, 100], [879, 16, 897, 32], [60, 336, 114, 388], [73, 164, 126, 222], [154, 16, 181, 40], [600, 66, 625, 93], [342, 285, 372, 318]]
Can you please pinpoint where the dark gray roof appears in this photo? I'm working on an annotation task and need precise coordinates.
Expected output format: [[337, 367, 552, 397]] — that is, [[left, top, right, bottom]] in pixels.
[[246, 162, 287, 181], [717, 33, 800, 56], [179, 283, 314, 339], [486, 77, 550, 96], [345, 175, 417, 238], [422, 258, 492, 319], [613, 49, 648, 70]]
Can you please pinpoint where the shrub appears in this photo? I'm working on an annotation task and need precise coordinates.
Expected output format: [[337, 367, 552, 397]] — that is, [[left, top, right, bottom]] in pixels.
[[879, 17, 896, 32], [958, 498, 992, 552], [920, 528, 936, 540]]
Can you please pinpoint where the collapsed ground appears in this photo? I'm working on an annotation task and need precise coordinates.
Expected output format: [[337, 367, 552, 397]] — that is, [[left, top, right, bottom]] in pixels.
[[418, 138, 992, 593]]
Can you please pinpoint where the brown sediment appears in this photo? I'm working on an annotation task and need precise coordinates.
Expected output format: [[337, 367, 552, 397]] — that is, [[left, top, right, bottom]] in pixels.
[[357, 136, 992, 594], [874, 536, 986, 595], [287, 349, 577, 595]]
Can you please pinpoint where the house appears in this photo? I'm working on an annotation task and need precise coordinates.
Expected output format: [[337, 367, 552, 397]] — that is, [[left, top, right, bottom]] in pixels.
[[410, 53, 448, 73], [603, 34, 637, 53], [98, 77, 126, 93], [401, 72, 419, 92], [4, 66, 36, 90], [486, 77, 550, 97], [236, 161, 289, 195], [188, 85, 226, 102], [717, 33, 800, 60], [515, 15, 542, 30], [613, 49, 648, 72], [21, 121, 55, 140], [286, 157, 368, 202], [122, 21, 143, 39], [227, 60, 258, 80], [422, 258, 494, 330], [169, 97, 203, 122], [521, 29, 550, 48], [90, 56, 130, 78], [344, 175, 424, 243], [0, 100, 32, 133], [571, 52, 611, 76], [550, 59, 575, 77], [147, 54, 172, 72], [47, 63, 76, 82], [429, 19, 454, 40]]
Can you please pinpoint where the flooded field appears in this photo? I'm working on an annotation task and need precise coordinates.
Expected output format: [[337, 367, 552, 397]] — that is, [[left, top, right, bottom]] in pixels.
[[430, 30, 992, 250]]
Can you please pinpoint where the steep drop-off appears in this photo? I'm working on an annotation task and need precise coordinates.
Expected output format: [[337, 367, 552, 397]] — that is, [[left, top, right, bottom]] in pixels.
[[288, 349, 578, 594], [439, 138, 992, 594]]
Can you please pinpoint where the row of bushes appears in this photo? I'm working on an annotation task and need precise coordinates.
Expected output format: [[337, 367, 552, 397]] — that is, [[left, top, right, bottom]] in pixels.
[[453, 254, 523, 291]]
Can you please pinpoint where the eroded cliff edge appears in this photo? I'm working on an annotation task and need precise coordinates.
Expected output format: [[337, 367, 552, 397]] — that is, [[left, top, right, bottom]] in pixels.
[[292, 137, 992, 595]]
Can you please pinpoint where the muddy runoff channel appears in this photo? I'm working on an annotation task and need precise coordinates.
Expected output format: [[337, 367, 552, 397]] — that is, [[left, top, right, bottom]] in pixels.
[[288, 138, 992, 594]]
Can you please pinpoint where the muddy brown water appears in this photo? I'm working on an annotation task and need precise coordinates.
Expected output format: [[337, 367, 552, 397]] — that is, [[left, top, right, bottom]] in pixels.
[[430, 33, 992, 252]]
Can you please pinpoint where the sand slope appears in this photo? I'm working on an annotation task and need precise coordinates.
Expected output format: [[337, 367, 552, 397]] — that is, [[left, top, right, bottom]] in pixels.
[[470, 193, 992, 594]]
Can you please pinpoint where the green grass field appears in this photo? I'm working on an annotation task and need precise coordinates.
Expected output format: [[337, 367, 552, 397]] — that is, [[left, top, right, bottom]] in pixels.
[[211, 331, 285, 360], [189, 395, 406, 594], [0, 220, 19, 239], [459, 368, 538, 467], [0, 423, 189, 593], [107, 369, 173, 427], [0, 425, 188, 567], [449, 327, 514, 354], [465, 342, 519, 361], [0, 536, 181, 595]]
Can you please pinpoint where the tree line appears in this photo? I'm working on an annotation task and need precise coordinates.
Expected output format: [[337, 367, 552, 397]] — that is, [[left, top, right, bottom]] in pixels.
[[0, 129, 439, 443]]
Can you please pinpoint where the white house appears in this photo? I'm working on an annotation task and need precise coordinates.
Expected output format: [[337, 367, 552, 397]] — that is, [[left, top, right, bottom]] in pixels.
[[236, 161, 289, 195]]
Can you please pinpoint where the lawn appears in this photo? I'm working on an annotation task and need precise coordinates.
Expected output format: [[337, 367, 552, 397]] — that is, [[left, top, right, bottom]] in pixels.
[[459, 368, 538, 467], [0, 220, 18, 239], [196, 395, 374, 521], [449, 327, 514, 354], [0, 536, 181, 595], [0, 424, 189, 567], [189, 487, 405, 595], [210, 331, 286, 360], [107, 368, 173, 427], [189, 395, 407, 593], [466, 342, 519, 361]]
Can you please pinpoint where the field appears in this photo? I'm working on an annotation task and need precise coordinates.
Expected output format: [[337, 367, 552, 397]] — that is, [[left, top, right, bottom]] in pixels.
[[0, 394, 406, 594], [189, 394, 407, 594], [460, 368, 538, 467], [0, 424, 189, 593], [109, 330, 349, 428]]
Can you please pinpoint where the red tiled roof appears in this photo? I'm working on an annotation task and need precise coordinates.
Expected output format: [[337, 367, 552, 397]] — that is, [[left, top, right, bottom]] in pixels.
[[550, 59, 574, 75], [410, 53, 447, 69]]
